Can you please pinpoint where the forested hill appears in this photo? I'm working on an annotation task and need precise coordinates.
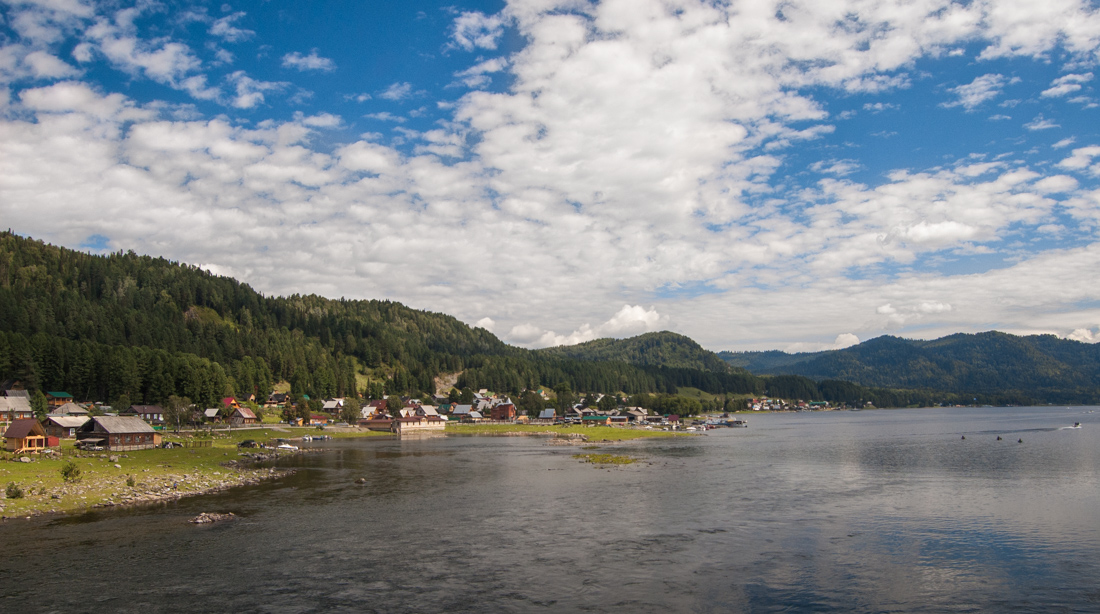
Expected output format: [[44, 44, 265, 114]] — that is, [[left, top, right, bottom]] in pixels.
[[0, 232, 765, 408], [721, 332, 1100, 403], [4, 232, 1092, 410], [536, 331, 735, 372]]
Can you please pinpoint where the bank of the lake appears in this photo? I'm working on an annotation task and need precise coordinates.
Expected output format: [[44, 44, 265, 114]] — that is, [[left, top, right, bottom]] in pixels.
[[0, 427, 390, 518], [0, 424, 683, 517]]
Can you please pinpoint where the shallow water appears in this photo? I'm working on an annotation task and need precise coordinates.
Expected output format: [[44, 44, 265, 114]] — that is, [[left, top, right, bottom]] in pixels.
[[2, 406, 1098, 613]]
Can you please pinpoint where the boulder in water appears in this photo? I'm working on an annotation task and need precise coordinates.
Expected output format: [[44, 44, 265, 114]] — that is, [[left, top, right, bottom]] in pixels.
[[190, 512, 236, 524]]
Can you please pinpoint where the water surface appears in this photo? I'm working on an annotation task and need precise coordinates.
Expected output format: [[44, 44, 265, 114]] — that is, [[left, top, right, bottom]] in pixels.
[[2, 406, 1097, 612]]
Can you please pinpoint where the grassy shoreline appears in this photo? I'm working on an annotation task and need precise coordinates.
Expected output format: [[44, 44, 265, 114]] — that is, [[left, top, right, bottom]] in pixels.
[[0, 424, 685, 518], [0, 427, 385, 519]]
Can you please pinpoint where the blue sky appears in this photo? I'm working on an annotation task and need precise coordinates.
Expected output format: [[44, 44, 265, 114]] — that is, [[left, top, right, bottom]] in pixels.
[[3, 0, 1100, 351]]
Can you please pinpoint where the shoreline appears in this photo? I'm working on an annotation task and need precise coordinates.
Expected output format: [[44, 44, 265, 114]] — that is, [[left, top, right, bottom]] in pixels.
[[0, 424, 688, 520]]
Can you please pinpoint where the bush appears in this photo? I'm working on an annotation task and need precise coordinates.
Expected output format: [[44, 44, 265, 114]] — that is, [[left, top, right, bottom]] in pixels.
[[60, 460, 82, 483], [126, 475, 136, 487], [5, 482, 24, 499]]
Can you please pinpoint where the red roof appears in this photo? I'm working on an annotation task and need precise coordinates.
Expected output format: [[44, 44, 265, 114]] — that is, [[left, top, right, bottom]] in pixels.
[[221, 397, 237, 407]]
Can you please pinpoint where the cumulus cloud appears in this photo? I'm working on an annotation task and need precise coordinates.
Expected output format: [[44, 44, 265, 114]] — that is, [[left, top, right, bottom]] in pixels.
[[451, 11, 505, 51], [1041, 72, 1092, 97], [226, 71, 287, 108], [281, 49, 336, 72], [379, 82, 414, 101], [942, 74, 1006, 110], [506, 305, 670, 348], [210, 12, 254, 42], [5, 0, 1100, 353], [786, 333, 860, 353]]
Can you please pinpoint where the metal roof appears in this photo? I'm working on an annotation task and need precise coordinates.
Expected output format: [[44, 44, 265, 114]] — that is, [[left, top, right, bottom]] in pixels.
[[88, 416, 156, 434]]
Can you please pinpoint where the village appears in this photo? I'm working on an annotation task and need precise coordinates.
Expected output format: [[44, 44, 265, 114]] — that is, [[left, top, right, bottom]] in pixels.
[[2, 386, 846, 455]]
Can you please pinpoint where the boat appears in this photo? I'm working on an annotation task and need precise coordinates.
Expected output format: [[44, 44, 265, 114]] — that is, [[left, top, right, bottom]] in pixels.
[[1072, 422, 1082, 429], [727, 418, 748, 428], [277, 443, 298, 451]]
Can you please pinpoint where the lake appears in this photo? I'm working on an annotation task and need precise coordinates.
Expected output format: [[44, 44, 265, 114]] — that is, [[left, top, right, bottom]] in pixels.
[[2, 406, 1098, 613]]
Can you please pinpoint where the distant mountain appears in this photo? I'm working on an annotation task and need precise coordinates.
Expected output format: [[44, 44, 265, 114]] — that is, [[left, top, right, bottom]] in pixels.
[[721, 332, 1100, 402], [536, 331, 735, 372]]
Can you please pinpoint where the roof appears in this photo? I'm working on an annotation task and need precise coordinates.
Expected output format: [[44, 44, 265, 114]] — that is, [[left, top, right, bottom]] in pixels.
[[45, 416, 89, 428], [4, 418, 45, 439], [5, 390, 30, 398], [89, 416, 156, 434], [538, 408, 556, 419], [204, 408, 220, 418], [0, 397, 32, 413], [46, 391, 73, 398], [129, 405, 164, 415], [50, 402, 89, 416], [468, 411, 483, 419], [452, 404, 472, 414], [235, 407, 257, 419]]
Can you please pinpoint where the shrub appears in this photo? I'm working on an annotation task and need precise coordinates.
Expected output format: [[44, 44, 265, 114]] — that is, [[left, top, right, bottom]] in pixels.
[[5, 482, 24, 499], [60, 460, 82, 483], [126, 475, 136, 487]]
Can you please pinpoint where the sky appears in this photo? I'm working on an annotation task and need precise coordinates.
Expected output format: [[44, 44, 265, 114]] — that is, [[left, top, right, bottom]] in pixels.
[[2, 0, 1100, 352]]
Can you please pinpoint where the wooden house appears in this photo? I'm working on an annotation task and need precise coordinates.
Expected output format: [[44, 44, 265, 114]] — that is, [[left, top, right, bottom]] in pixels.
[[44, 416, 90, 438], [46, 391, 74, 407], [490, 403, 517, 421], [122, 405, 165, 425], [0, 396, 33, 421], [231, 407, 258, 426], [4, 419, 48, 453], [77, 416, 157, 451]]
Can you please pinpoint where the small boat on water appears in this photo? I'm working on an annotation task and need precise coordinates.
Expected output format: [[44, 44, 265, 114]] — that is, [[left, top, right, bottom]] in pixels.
[[1072, 422, 1082, 429]]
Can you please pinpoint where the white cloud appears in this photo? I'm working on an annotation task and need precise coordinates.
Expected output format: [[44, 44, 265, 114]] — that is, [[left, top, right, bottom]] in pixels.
[[227, 71, 287, 108], [451, 11, 505, 51], [506, 305, 670, 348], [1058, 145, 1100, 170], [1024, 114, 1059, 130], [942, 74, 1006, 110], [23, 50, 80, 78], [379, 82, 413, 101], [281, 49, 336, 72], [1068, 327, 1099, 342], [1052, 137, 1076, 149], [475, 317, 496, 332], [810, 159, 861, 177], [785, 333, 860, 353], [6, 0, 1100, 353], [862, 102, 897, 113], [1041, 72, 1093, 97], [210, 12, 254, 42]]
